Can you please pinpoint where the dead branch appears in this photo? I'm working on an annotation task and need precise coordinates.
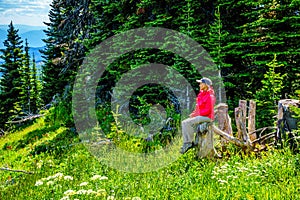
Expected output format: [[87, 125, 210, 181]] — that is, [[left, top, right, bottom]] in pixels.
[[212, 125, 254, 151], [252, 131, 276, 144], [6, 114, 44, 124], [248, 126, 276, 136], [0, 167, 34, 174]]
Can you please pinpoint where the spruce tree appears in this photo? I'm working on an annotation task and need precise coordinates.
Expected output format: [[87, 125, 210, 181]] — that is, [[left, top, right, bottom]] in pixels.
[[30, 54, 40, 114], [0, 22, 24, 127], [20, 39, 32, 114], [41, 0, 93, 104], [41, 0, 69, 104], [231, 0, 300, 98], [255, 54, 286, 128]]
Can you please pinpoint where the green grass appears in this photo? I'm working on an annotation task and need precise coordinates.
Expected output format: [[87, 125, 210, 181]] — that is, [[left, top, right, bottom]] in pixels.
[[0, 119, 299, 200]]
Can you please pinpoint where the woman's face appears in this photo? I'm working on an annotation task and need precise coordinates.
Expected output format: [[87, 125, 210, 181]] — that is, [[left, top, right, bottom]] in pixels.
[[200, 82, 208, 91]]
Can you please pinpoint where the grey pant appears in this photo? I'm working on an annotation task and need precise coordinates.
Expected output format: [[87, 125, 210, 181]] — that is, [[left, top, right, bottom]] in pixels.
[[182, 116, 211, 143]]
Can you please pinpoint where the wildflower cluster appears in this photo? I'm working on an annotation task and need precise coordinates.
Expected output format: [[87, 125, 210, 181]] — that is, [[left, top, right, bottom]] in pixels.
[[211, 162, 269, 187], [34, 173, 141, 200], [35, 172, 71, 186]]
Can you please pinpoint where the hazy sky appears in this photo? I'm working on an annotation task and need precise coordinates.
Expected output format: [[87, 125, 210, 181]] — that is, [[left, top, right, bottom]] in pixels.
[[0, 0, 51, 26]]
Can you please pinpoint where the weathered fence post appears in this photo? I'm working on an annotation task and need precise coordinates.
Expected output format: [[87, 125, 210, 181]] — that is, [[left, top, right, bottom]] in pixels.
[[248, 100, 256, 141], [235, 100, 252, 146], [216, 103, 232, 151]]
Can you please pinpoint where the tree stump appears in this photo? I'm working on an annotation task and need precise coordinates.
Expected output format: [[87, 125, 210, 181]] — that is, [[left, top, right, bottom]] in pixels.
[[276, 99, 300, 150], [195, 122, 219, 159]]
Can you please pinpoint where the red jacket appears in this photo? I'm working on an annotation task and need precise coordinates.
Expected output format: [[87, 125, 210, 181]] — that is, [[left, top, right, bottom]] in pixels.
[[190, 89, 215, 120]]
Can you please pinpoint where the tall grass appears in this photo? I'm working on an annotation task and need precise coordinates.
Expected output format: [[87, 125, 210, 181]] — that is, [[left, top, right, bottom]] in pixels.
[[0, 119, 299, 200]]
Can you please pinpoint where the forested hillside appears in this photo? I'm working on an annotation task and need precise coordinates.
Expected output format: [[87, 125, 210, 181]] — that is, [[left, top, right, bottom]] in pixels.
[[0, 0, 300, 199]]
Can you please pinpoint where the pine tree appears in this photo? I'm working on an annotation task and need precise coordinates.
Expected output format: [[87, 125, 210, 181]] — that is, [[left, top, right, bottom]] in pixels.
[[0, 22, 24, 127], [30, 54, 41, 114], [229, 0, 300, 98], [41, 0, 69, 104], [41, 0, 93, 104], [20, 39, 32, 114], [203, 6, 231, 104], [255, 54, 286, 128]]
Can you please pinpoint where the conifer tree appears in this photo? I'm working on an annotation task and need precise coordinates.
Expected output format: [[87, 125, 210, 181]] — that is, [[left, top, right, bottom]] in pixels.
[[203, 6, 230, 103], [231, 0, 300, 98], [255, 54, 286, 128], [41, 0, 93, 104], [0, 22, 24, 127], [41, 0, 69, 104], [30, 54, 40, 114], [20, 39, 32, 114]]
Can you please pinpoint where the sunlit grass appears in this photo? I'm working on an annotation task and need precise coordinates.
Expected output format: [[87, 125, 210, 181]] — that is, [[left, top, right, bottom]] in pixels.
[[0, 120, 299, 200]]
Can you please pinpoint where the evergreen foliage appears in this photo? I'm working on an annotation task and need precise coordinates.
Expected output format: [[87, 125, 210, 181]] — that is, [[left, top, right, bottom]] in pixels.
[[0, 22, 24, 128], [20, 39, 31, 115], [30, 54, 41, 114], [255, 54, 286, 128]]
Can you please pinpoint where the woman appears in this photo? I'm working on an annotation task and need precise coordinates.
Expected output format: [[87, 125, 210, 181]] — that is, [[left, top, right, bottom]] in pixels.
[[180, 77, 215, 154]]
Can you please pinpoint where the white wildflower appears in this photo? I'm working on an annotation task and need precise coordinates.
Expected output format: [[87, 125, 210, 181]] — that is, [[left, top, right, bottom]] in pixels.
[[35, 180, 44, 186], [76, 189, 87, 195], [132, 197, 142, 200], [47, 181, 55, 186], [91, 175, 102, 181], [37, 160, 43, 169], [100, 176, 108, 180], [60, 196, 70, 200], [64, 176, 73, 181], [87, 189, 97, 195], [79, 182, 89, 186], [107, 196, 115, 200], [96, 189, 107, 196], [53, 172, 64, 179], [218, 179, 228, 184], [64, 189, 76, 196]]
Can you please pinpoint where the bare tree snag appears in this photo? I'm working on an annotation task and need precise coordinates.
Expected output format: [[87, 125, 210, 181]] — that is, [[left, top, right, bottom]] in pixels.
[[277, 99, 300, 120], [216, 103, 232, 150], [276, 99, 300, 146], [217, 103, 233, 135], [248, 100, 256, 141], [235, 100, 251, 146], [235, 107, 248, 141], [239, 100, 247, 126]]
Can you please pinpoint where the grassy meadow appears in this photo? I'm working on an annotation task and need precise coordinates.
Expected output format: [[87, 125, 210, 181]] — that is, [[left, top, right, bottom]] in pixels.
[[0, 117, 299, 200]]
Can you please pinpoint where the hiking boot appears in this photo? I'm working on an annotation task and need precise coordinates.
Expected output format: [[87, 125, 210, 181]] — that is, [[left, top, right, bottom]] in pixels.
[[180, 142, 193, 154]]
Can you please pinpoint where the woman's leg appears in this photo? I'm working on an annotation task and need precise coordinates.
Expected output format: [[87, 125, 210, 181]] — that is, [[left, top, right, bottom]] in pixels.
[[182, 116, 211, 144]]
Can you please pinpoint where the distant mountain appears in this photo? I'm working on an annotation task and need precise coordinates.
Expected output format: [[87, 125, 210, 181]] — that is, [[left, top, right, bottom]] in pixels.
[[0, 24, 46, 48], [21, 30, 46, 47], [0, 25, 46, 78], [0, 29, 6, 41], [0, 24, 46, 34]]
